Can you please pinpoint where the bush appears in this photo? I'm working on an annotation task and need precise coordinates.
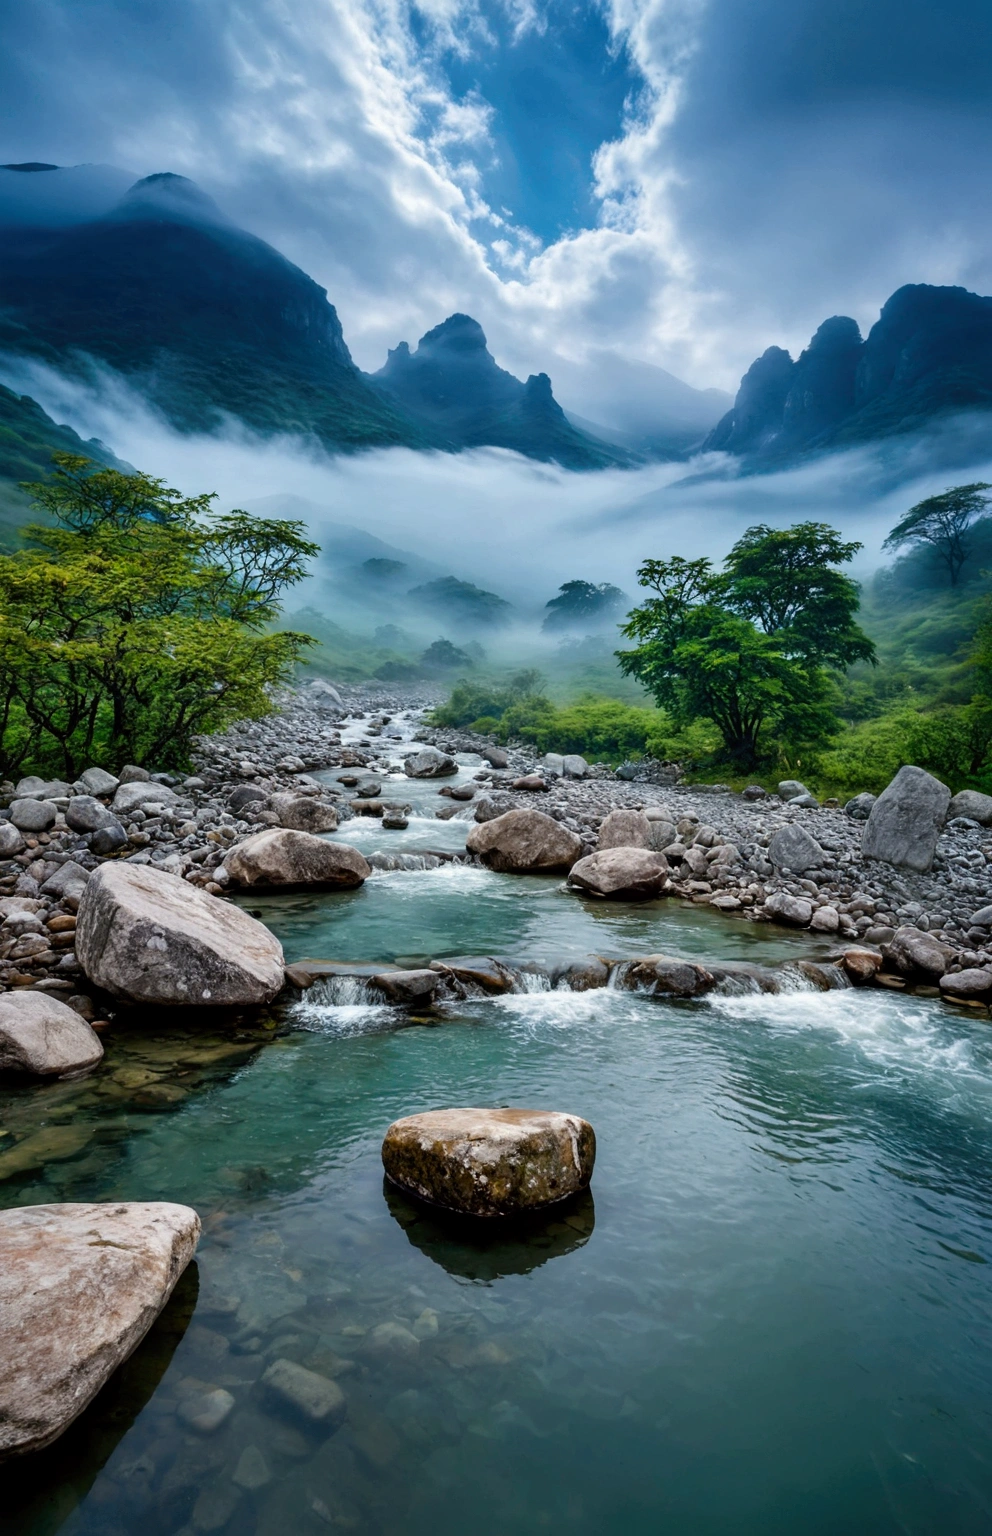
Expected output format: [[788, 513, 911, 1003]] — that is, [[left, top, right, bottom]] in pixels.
[[815, 701, 992, 796]]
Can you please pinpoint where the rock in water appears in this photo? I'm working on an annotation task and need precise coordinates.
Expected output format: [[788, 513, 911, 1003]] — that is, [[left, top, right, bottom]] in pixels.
[[567, 849, 669, 901], [465, 809, 582, 873], [764, 891, 813, 926], [861, 765, 950, 872], [268, 793, 338, 833], [882, 925, 948, 980], [381, 1107, 596, 1217], [404, 748, 458, 779], [596, 809, 651, 851], [75, 863, 285, 1005], [947, 789, 992, 825], [0, 992, 103, 1078], [767, 824, 825, 871], [261, 1358, 346, 1426], [224, 829, 370, 890], [0, 1201, 200, 1457]]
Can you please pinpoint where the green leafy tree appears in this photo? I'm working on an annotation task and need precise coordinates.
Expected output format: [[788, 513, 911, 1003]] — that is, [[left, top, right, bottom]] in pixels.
[[542, 580, 627, 633], [0, 453, 317, 777], [883, 483, 992, 587]]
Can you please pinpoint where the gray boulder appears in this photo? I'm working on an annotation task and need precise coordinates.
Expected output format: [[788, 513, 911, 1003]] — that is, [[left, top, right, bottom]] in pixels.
[[15, 776, 70, 801], [562, 754, 589, 779], [947, 789, 992, 825], [861, 765, 950, 873], [778, 780, 809, 801], [224, 829, 370, 890], [372, 969, 440, 1004], [228, 784, 268, 814], [540, 753, 565, 778], [596, 809, 651, 851], [90, 823, 128, 857], [14, 775, 47, 798], [0, 992, 103, 1078], [65, 795, 118, 834], [0, 822, 25, 857], [465, 809, 582, 873], [482, 746, 508, 769], [117, 765, 151, 784], [0, 1201, 199, 1455], [404, 748, 458, 779], [844, 793, 876, 821], [10, 799, 56, 832], [939, 968, 992, 998], [646, 819, 678, 852], [73, 767, 119, 798], [568, 848, 670, 901], [112, 780, 177, 817], [75, 862, 285, 1005], [882, 925, 948, 980], [473, 793, 516, 823], [307, 679, 344, 710], [764, 891, 813, 926], [40, 861, 90, 903], [968, 904, 992, 927], [767, 824, 825, 872], [268, 793, 338, 833]]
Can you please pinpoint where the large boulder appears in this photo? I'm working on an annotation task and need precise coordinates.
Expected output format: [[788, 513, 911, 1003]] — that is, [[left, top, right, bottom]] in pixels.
[[65, 795, 119, 834], [0, 992, 103, 1078], [947, 789, 992, 825], [73, 767, 119, 798], [844, 793, 876, 821], [562, 754, 589, 779], [939, 968, 992, 999], [404, 747, 457, 779], [568, 849, 670, 901], [764, 891, 813, 926], [75, 863, 285, 1005], [381, 1107, 596, 1217], [778, 780, 809, 801], [268, 793, 338, 833], [465, 809, 582, 873], [10, 800, 56, 832], [40, 861, 91, 903], [0, 1201, 199, 1457], [882, 925, 948, 980], [596, 809, 651, 851], [224, 829, 370, 890], [111, 780, 177, 818], [861, 765, 950, 873], [767, 824, 825, 872]]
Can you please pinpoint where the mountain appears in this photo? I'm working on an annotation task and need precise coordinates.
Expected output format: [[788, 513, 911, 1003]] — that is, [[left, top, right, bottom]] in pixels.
[[370, 313, 631, 470], [0, 383, 123, 540], [0, 165, 630, 470], [706, 285, 992, 461], [550, 350, 731, 456]]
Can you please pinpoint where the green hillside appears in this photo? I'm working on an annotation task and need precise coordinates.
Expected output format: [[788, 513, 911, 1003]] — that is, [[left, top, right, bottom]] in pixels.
[[0, 384, 122, 542]]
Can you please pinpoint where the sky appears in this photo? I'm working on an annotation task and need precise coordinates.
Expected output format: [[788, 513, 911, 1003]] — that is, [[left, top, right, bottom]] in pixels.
[[4, 0, 992, 393]]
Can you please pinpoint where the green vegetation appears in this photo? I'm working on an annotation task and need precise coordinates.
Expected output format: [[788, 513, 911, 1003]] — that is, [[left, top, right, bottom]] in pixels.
[[542, 580, 627, 633], [882, 482, 991, 587], [406, 576, 513, 630], [0, 454, 316, 778], [0, 385, 122, 542]]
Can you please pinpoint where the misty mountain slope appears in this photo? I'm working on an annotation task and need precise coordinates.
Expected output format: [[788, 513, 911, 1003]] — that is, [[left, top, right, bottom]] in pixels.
[[370, 314, 633, 470], [0, 383, 122, 537], [552, 350, 732, 456], [707, 284, 992, 462]]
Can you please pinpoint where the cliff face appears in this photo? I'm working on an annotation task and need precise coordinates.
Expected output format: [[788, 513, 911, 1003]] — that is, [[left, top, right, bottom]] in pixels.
[[705, 285, 992, 459]]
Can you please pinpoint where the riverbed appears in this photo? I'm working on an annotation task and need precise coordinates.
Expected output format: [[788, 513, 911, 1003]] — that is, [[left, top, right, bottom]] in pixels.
[[3, 723, 992, 1535]]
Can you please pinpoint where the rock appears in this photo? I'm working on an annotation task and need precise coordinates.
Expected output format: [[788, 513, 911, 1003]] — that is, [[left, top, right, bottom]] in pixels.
[[448, 784, 475, 801], [307, 679, 344, 708], [117, 764, 151, 784], [764, 891, 813, 926], [112, 780, 178, 817], [430, 956, 517, 992], [551, 957, 611, 991], [0, 992, 103, 1077], [10, 800, 56, 832], [224, 829, 370, 890], [778, 780, 809, 801], [0, 1201, 199, 1457], [228, 784, 268, 814], [473, 793, 516, 823], [482, 746, 508, 768], [75, 862, 285, 1006], [883, 925, 948, 980], [232, 1445, 272, 1491], [562, 754, 589, 779], [13, 776, 47, 798], [0, 822, 25, 857], [568, 849, 669, 901], [844, 792, 876, 821], [65, 795, 118, 833], [742, 784, 768, 801], [268, 793, 338, 833], [968, 904, 992, 927], [540, 753, 565, 777], [511, 775, 548, 792], [466, 809, 582, 873], [939, 968, 992, 998], [709, 893, 741, 911], [810, 905, 840, 932], [861, 765, 951, 873], [767, 825, 825, 872], [596, 809, 651, 851], [73, 767, 119, 797], [404, 748, 457, 779], [16, 778, 70, 801], [366, 1322, 420, 1358], [789, 793, 820, 808], [381, 1107, 596, 1217], [261, 1358, 346, 1427], [372, 969, 439, 1004], [178, 1387, 236, 1434], [89, 822, 128, 856], [947, 789, 992, 825], [39, 860, 90, 903], [623, 957, 715, 996], [840, 947, 883, 984]]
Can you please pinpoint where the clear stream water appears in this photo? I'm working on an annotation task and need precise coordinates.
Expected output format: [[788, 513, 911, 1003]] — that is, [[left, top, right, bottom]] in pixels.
[[3, 720, 992, 1535]]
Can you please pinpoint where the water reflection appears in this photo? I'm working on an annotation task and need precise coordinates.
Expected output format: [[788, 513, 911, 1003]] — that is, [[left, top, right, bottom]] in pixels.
[[383, 1181, 596, 1282]]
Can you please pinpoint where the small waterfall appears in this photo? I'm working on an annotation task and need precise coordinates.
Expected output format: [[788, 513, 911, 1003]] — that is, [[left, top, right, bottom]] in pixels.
[[514, 969, 553, 995], [305, 974, 385, 1007], [366, 852, 444, 872]]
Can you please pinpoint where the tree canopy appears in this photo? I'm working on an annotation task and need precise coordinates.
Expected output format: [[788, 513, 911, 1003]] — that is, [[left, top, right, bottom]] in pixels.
[[883, 483, 992, 587], [542, 580, 627, 633]]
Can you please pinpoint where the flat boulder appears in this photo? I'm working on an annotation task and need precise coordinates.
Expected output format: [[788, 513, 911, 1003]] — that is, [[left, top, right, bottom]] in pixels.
[[225, 829, 369, 891], [466, 809, 582, 873], [596, 809, 650, 851], [40, 861, 90, 903], [0, 992, 103, 1078], [861, 765, 950, 873], [404, 748, 457, 779], [882, 925, 948, 980], [381, 1107, 596, 1217], [767, 824, 825, 872], [947, 789, 992, 825], [75, 862, 285, 1006], [268, 793, 338, 833], [0, 1201, 200, 1457], [568, 848, 669, 901], [112, 780, 178, 817], [940, 968, 992, 999]]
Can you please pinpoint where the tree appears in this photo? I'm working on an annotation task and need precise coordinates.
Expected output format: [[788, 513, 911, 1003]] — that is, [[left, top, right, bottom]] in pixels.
[[420, 639, 472, 673], [883, 483, 992, 587], [542, 580, 627, 633], [0, 453, 317, 777]]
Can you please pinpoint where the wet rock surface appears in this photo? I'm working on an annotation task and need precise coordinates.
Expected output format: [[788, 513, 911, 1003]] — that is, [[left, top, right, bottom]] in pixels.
[[466, 809, 583, 873]]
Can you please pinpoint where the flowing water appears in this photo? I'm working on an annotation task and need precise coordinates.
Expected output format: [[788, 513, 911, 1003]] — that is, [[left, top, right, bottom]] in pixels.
[[3, 722, 992, 1535]]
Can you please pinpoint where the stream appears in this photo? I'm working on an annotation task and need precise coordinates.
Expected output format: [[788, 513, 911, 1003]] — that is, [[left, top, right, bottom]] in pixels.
[[2, 712, 992, 1535]]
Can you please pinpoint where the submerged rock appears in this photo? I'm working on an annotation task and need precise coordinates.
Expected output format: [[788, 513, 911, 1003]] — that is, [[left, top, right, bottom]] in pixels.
[[567, 848, 669, 901], [372, 969, 439, 1003], [224, 829, 370, 890], [261, 1358, 346, 1427], [466, 809, 582, 873], [0, 991, 103, 1078], [381, 1107, 596, 1217], [75, 862, 285, 1005], [0, 1201, 200, 1457], [861, 765, 950, 872]]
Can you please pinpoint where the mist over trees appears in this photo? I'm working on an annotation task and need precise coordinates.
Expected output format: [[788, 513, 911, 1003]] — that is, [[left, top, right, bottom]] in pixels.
[[882, 483, 992, 587]]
